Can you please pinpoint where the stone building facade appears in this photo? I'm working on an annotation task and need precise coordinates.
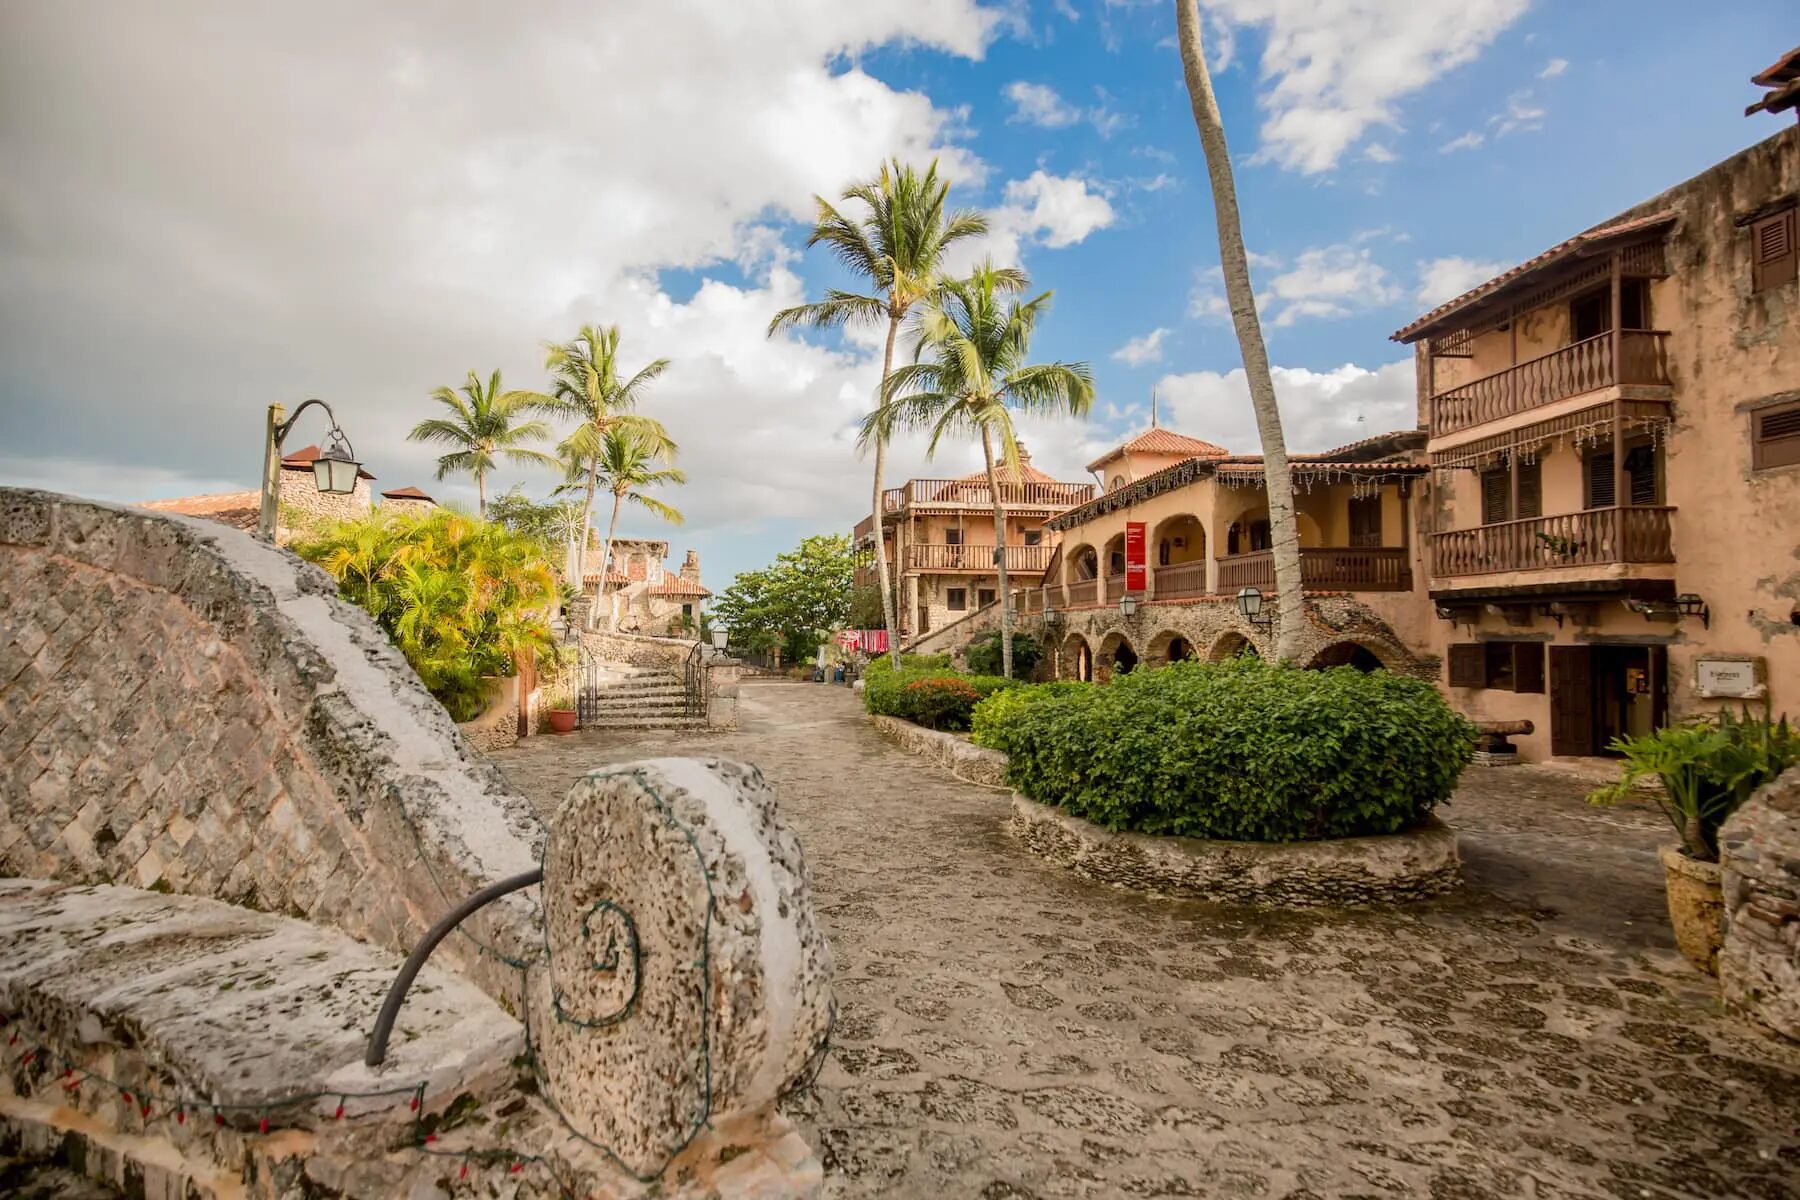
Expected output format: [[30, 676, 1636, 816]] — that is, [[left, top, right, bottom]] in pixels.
[[581, 535, 712, 635]]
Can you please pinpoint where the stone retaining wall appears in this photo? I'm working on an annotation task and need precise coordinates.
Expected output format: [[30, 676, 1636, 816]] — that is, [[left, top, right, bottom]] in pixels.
[[1007, 794, 1461, 906], [0, 489, 543, 1000], [868, 714, 1009, 787], [583, 628, 699, 670], [1720, 764, 1800, 1040]]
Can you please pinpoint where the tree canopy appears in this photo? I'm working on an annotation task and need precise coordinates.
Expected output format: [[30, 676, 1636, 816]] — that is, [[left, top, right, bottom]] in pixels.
[[712, 534, 855, 663]]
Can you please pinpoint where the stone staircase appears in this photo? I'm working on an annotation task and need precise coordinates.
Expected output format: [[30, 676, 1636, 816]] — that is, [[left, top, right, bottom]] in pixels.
[[578, 665, 708, 731]]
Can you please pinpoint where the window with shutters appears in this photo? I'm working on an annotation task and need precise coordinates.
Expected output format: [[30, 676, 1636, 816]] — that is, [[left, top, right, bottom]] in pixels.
[[1348, 496, 1383, 546], [1448, 641, 1544, 691], [944, 528, 962, 545], [1022, 529, 1042, 546], [1249, 520, 1272, 551], [1625, 444, 1659, 505], [977, 587, 996, 608], [1754, 400, 1800, 471], [1585, 451, 1616, 509], [1481, 469, 1510, 524], [1568, 280, 1649, 341], [945, 587, 966, 611], [1517, 459, 1542, 519], [1751, 209, 1797, 294], [1447, 643, 1485, 688]]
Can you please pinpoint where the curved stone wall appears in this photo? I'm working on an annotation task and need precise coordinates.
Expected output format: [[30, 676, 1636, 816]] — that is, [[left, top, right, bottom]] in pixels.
[[1720, 764, 1800, 1041], [0, 490, 542, 999], [1007, 794, 1461, 906]]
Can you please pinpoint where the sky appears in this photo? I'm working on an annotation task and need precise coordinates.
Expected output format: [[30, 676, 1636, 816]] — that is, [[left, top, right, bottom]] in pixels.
[[1, 2, 1792, 591]]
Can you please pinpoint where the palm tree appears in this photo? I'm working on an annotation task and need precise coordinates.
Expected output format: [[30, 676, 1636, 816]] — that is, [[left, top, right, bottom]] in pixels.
[[407, 370, 557, 517], [1175, 0, 1304, 662], [769, 159, 1012, 667], [559, 427, 687, 629], [865, 264, 1094, 678], [527, 325, 675, 573]]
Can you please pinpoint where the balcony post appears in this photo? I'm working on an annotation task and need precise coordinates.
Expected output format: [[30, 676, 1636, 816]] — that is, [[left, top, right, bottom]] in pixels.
[[1205, 555, 1220, 596], [1610, 252, 1628, 555]]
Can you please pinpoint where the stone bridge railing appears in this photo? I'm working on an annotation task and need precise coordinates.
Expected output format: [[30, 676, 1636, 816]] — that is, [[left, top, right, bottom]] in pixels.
[[0, 490, 832, 1197]]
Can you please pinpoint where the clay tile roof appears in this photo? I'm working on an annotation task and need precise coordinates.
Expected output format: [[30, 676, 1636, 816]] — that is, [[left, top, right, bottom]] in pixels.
[[648, 577, 712, 598], [583, 569, 630, 586], [950, 460, 1062, 486], [1085, 428, 1229, 472], [281, 443, 376, 481], [138, 491, 264, 532], [380, 486, 434, 502], [1751, 44, 1800, 88], [1747, 75, 1800, 118], [1391, 209, 1678, 343]]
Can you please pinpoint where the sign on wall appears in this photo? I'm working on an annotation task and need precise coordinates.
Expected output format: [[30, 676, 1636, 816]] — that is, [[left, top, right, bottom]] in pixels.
[[1694, 656, 1766, 699], [1125, 521, 1147, 592]]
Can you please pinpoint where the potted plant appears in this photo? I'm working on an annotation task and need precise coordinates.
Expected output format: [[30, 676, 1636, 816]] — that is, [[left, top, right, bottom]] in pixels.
[[1589, 708, 1797, 973], [545, 683, 578, 734]]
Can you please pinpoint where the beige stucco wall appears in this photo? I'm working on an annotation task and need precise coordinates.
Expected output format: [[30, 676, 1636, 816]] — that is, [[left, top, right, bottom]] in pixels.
[[1424, 126, 1800, 756]]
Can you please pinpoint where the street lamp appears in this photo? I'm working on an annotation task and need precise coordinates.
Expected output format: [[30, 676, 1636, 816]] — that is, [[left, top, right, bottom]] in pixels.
[[257, 399, 362, 541], [710, 627, 730, 651], [1119, 593, 1138, 618], [1674, 593, 1710, 629], [1236, 585, 1272, 630]]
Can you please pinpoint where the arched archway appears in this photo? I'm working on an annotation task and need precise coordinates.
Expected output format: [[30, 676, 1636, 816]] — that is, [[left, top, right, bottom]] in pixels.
[[1208, 631, 1256, 662], [1151, 513, 1206, 566], [1057, 633, 1095, 682], [1097, 632, 1139, 681], [1307, 641, 1389, 673], [1064, 544, 1099, 583], [1102, 532, 1127, 581], [1145, 630, 1196, 665]]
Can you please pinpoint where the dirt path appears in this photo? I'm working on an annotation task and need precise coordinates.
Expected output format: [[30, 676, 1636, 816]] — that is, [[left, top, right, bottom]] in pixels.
[[490, 680, 1800, 1199]]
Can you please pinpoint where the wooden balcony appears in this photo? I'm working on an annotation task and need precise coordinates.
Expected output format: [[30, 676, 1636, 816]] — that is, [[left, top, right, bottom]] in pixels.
[[1430, 330, 1670, 436], [1153, 560, 1209, 600], [1217, 548, 1413, 593], [1429, 506, 1675, 578], [1066, 579, 1098, 607], [906, 542, 1054, 574], [879, 477, 1096, 515]]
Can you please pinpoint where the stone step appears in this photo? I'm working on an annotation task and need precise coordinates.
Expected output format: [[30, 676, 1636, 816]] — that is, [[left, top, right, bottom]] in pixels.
[[578, 716, 710, 731]]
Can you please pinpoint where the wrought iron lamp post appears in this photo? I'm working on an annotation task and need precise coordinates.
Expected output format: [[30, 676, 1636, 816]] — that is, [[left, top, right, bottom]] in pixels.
[[257, 400, 362, 542], [1236, 585, 1273, 631]]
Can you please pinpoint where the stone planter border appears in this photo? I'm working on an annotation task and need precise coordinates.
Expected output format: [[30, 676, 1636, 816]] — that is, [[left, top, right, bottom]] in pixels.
[[1006, 794, 1461, 906], [868, 714, 1010, 788]]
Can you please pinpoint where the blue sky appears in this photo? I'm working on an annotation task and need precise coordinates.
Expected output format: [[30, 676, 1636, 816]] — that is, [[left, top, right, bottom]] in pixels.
[[1, 1, 1793, 592]]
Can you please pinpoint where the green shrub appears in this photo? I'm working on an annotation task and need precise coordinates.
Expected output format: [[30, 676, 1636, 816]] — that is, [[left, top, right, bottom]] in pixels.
[[970, 681, 1091, 748], [863, 659, 1021, 731], [864, 652, 951, 678], [897, 676, 983, 730], [965, 630, 1040, 677], [980, 657, 1475, 841], [1588, 708, 1798, 862]]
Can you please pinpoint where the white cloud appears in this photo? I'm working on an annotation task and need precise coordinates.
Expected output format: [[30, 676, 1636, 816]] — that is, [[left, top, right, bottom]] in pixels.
[[0, 0, 1004, 587], [1415, 256, 1507, 307], [1362, 142, 1398, 164], [957, 170, 1118, 270], [1490, 89, 1546, 137], [1539, 57, 1568, 78], [1260, 245, 1402, 326], [1111, 327, 1171, 366], [1439, 130, 1485, 153], [1004, 80, 1082, 128], [1188, 267, 1230, 319], [1156, 360, 1417, 454], [1206, 0, 1529, 173]]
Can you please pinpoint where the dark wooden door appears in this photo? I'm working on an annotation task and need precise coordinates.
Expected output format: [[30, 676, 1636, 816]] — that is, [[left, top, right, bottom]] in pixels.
[[1550, 645, 1594, 756]]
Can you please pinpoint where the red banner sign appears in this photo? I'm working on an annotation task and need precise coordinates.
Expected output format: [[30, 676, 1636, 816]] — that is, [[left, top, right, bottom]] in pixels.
[[1125, 521, 1147, 592]]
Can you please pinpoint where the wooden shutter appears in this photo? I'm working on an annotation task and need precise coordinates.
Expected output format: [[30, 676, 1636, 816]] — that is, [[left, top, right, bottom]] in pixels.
[[1549, 646, 1594, 756], [1349, 496, 1382, 547], [1481, 470, 1511, 524], [1753, 402, 1800, 470], [1626, 445, 1658, 506], [1447, 643, 1485, 688], [1513, 643, 1545, 694], [1585, 452, 1615, 509], [1517, 460, 1542, 519], [1752, 210, 1797, 293]]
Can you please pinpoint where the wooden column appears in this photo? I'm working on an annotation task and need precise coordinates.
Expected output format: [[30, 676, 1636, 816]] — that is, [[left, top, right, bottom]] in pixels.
[[1610, 251, 1627, 551], [1509, 451, 1521, 522]]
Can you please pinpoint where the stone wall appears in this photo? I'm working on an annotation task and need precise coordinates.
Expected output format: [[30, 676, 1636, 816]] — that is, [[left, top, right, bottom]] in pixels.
[[869, 714, 1009, 787], [583, 628, 699, 670], [277, 469, 371, 538], [1720, 763, 1800, 1040], [0, 489, 542, 1000]]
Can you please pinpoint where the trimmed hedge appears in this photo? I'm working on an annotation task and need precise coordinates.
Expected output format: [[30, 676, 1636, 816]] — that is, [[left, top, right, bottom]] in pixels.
[[970, 681, 1091, 749], [977, 657, 1475, 841], [863, 655, 1021, 732]]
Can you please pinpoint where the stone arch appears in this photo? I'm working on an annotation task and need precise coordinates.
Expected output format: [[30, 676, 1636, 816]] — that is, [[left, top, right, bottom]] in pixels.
[[1208, 630, 1257, 661], [1307, 640, 1395, 673], [1055, 631, 1095, 682], [1151, 512, 1206, 567], [1102, 531, 1127, 579], [1097, 631, 1140, 681], [1064, 542, 1099, 583], [1145, 629, 1196, 665]]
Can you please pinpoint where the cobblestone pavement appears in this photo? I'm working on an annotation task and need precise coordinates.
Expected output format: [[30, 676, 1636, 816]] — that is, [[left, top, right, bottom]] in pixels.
[[490, 681, 1800, 1200]]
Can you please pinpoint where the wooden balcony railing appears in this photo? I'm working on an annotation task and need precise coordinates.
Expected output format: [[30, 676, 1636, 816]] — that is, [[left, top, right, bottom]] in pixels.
[[1430, 330, 1671, 435], [890, 478, 1096, 511], [1013, 588, 1045, 614], [1430, 506, 1675, 577], [1153, 560, 1210, 599], [906, 542, 1054, 573], [1104, 572, 1134, 597], [1066, 579, 1098, 607], [1218, 547, 1413, 593]]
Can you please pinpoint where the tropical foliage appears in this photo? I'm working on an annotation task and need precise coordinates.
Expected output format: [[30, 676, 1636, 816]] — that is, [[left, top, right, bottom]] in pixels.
[[867, 263, 1094, 677], [560, 425, 686, 625], [977, 657, 1475, 841], [407, 369, 556, 516], [712, 534, 856, 664], [860, 653, 1022, 732], [771, 159, 1002, 667], [486, 486, 585, 551], [965, 630, 1040, 678], [294, 510, 558, 721], [1588, 708, 1799, 861]]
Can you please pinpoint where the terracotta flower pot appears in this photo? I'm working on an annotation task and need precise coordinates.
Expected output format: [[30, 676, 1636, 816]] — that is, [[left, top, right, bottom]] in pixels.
[[548, 708, 578, 734], [1659, 844, 1723, 975]]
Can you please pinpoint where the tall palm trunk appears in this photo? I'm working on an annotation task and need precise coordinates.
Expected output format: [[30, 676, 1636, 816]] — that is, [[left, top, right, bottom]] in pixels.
[[601, 490, 626, 631], [872, 316, 903, 668], [476, 469, 487, 519], [578, 450, 603, 628], [1176, 0, 1304, 663], [980, 427, 1014, 678]]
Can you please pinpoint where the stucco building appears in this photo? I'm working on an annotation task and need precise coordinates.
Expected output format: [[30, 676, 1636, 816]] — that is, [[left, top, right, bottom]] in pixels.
[[1396, 122, 1798, 759], [580, 535, 712, 636], [853, 446, 1095, 639]]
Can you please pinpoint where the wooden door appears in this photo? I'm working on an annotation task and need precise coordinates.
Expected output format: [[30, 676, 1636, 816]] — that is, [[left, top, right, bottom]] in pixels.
[[1549, 645, 1594, 757]]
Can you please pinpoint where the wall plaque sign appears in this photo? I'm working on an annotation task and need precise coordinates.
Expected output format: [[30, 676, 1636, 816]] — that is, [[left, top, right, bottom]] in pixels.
[[1694, 656, 1766, 699]]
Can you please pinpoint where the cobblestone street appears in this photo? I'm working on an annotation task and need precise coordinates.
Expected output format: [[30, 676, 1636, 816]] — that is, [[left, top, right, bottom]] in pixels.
[[490, 681, 1800, 1200]]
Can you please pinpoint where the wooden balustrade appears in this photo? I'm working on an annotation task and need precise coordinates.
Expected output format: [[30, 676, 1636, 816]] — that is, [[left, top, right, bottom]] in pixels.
[[1153, 559, 1210, 599], [898, 478, 1096, 509], [1429, 506, 1675, 577], [1066, 579, 1098, 607], [1430, 330, 1670, 435], [1013, 588, 1045, 614], [1216, 548, 1412, 593], [905, 542, 1054, 573], [1104, 572, 1130, 598]]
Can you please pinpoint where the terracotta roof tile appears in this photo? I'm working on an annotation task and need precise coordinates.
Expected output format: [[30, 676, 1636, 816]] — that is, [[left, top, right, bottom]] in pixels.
[[647, 577, 712, 598], [138, 491, 263, 532], [380, 486, 434, 502], [1086, 428, 1229, 472], [281, 443, 376, 481]]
